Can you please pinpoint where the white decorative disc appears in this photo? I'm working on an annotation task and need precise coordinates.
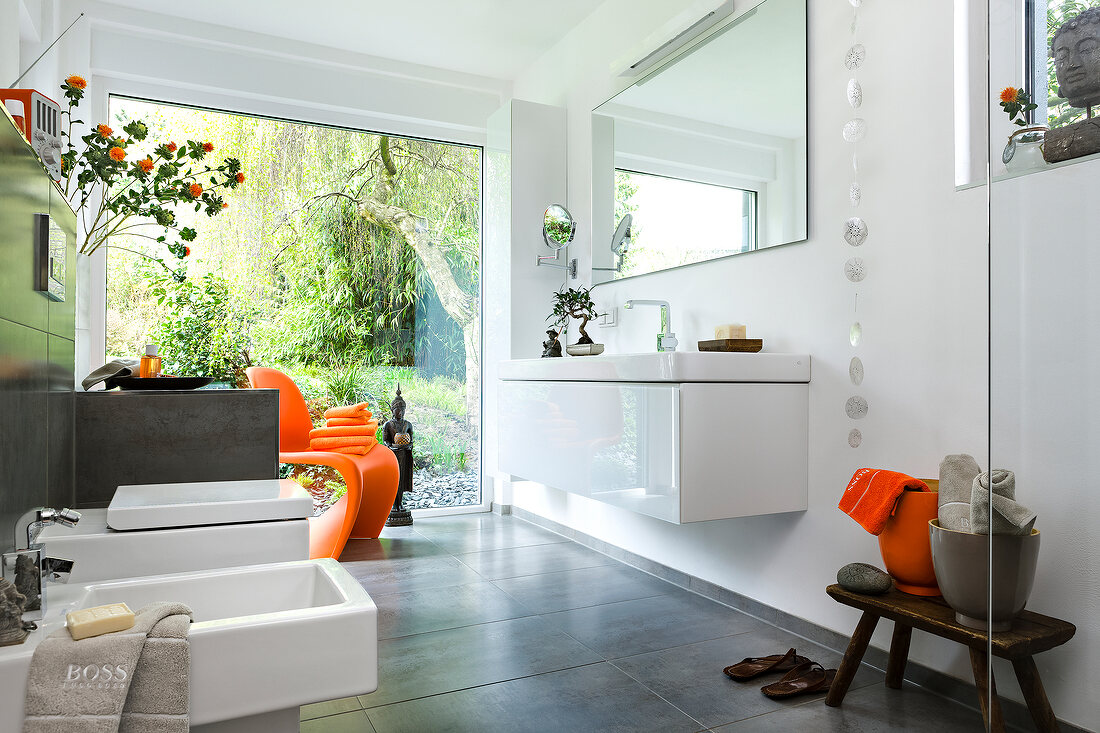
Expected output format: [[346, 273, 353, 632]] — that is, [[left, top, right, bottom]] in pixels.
[[849, 322, 863, 346], [847, 79, 863, 109], [848, 428, 863, 448], [843, 118, 867, 143], [844, 44, 866, 70], [844, 217, 868, 246], [846, 395, 869, 419], [844, 257, 866, 282], [849, 182, 862, 206], [849, 0, 863, 7], [849, 356, 865, 385]]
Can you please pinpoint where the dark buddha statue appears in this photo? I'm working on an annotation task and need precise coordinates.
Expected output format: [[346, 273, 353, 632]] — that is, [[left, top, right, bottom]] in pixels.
[[383, 386, 414, 526]]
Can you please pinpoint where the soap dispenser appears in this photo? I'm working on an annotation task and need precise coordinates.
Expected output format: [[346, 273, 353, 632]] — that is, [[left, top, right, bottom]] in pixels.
[[139, 343, 162, 378]]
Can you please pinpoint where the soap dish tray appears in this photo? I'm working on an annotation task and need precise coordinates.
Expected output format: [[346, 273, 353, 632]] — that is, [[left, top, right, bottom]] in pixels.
[[697, 338, 763, 353]]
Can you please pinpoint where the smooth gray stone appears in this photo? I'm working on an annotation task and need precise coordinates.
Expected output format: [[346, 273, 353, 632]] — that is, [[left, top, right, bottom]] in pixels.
[[365, 662, 701, 733], [837, 562, 893, 595]]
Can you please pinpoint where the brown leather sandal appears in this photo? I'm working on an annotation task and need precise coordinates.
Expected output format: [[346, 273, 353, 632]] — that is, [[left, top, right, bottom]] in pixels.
[[759, 661, 838, 699], [722, 648, 811, 682]]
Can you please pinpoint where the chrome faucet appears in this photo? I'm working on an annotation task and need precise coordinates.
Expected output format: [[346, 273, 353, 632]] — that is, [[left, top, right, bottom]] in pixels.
[[2, 507, 81, 619], [624, 299, 678, 352]]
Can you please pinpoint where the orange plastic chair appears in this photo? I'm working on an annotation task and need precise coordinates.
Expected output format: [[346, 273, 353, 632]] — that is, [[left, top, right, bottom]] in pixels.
[[245, 367, 399, 559]]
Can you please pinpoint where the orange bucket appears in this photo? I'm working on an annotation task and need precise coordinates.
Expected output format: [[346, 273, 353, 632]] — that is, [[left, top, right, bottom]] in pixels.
[[878, 480, 941, 596]]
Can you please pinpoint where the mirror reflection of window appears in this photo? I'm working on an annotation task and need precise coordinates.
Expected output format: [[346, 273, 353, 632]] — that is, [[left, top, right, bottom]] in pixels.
[[614, 169, 756, 279]]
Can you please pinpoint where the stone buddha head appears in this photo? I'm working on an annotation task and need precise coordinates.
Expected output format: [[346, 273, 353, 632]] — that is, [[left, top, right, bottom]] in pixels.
[[1052, 8, 1100, 110]]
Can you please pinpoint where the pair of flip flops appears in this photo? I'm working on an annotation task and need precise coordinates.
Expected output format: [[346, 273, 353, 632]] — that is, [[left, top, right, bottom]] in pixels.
[[722, 647, 838, 699]]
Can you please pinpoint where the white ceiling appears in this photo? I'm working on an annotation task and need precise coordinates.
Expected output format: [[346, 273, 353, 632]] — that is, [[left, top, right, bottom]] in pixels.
[[92, 0, 602, 80]]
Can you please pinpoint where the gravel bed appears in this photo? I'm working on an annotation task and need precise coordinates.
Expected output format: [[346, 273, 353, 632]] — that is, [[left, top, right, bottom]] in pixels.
[[403, 470, 480, 509]]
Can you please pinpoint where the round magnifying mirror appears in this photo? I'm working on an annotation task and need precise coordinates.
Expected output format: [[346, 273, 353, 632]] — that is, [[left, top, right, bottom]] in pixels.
[[611, 214, 632, 256], [543, 204, 576, 251]]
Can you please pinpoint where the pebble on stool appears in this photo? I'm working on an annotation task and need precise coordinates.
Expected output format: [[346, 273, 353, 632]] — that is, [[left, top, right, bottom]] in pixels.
[[837, 562, 893, 595]]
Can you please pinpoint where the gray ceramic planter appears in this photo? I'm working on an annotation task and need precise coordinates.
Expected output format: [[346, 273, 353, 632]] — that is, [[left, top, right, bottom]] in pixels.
[[928, 519, 1041, 631]]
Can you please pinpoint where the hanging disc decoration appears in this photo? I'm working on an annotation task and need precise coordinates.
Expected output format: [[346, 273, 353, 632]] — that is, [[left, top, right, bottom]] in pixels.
[[844, 257, 867, 282], [844, 217, 868, 246], [848, 428, 863, 447], [844, 44, 866, 70], [845, 395, 869, 419]]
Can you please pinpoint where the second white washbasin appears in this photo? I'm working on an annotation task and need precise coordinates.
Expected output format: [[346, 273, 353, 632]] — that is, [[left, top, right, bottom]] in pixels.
[[0, 559, 376, 729], [499, 351, 810, 383]]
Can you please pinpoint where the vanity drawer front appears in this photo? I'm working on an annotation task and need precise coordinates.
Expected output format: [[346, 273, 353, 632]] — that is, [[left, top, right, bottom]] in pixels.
[[498, 380, 680, 523], [679, 383, 809, 522]]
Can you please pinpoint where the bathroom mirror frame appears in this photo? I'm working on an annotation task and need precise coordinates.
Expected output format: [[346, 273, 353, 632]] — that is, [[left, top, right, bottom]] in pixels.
[[589, 0, 809, 286]]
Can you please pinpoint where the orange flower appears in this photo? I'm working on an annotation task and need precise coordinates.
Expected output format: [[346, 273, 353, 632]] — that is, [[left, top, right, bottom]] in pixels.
[[184, 246, 191, 257], [235, 171, 245, 184], [65, 75, 87, 90], [96, 124, 113, 138], [108, 146, 126, 162], [166, 141, 177, 153], [1000, 86, 1019, 104], [222, 202, 229, 209], [137, 157, 154, 173], [188, 183, 203, 198], [202, 142, 214, 153]]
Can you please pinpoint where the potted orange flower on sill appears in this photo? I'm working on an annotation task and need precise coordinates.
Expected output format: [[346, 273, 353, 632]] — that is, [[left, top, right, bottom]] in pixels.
[[999, 86, 1047, 172], [58, 74, 244, 277]]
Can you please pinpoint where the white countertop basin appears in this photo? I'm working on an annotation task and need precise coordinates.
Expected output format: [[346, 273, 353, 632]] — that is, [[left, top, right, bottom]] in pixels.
[[499, 351, 810, 383], [0, 559, 377, 728], [107, 479, 312, 530]]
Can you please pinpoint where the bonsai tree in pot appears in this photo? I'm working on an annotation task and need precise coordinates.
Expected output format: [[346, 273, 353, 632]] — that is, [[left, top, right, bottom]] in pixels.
[[548, 286, 602, 353]]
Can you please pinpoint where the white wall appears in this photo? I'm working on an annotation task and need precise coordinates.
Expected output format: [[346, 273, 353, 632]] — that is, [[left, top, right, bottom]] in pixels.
[[500, 0, 1055, 720]]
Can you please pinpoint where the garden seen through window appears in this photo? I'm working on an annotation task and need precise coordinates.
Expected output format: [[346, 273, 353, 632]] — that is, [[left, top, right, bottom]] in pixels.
[[105, 97, 482, 513]]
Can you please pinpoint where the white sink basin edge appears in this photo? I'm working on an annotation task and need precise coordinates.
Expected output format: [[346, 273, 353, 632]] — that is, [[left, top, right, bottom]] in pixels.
[[499, 351, 811, 383], [0, 559, 377, 728]]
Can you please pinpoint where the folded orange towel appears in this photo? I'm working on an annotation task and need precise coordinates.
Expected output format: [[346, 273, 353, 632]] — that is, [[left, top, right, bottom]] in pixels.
[[324, 403, 372, 420], [310, 435, 377, 450], [839, 469, 929, 535], [309, 423, 379, 440], [328, 445, 372, 455], [326, 417, 370, 427]]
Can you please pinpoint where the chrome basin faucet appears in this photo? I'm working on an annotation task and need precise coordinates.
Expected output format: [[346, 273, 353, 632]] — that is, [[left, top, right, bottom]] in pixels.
[[2, 507, 81, 619], [624, 299, 678, 352]]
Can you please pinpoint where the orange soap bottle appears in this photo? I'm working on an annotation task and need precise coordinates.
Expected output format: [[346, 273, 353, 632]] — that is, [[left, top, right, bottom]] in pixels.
[[139, 344, 162, 378]]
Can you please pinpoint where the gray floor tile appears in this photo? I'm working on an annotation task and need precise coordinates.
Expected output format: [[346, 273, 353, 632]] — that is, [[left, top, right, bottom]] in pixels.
[[410, 513, 504, 535], [339, 535, 447, 562], [299, 708, 375, 732], [611, 628, 884, 729], [344, 554, 484, 595], [541, 590, 767, 659], [300, 696, 362, 721], [373, 580, 534, 639], [710, 682, 990, 732], [457, 541, 616, 580], [492, 563, 675, 614], [359, 615, 602, 709], [365, 662, 703, 733], [424, 522, 568, 554]]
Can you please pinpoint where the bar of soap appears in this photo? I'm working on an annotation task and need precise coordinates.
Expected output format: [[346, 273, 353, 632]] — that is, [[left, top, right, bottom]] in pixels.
[[66, 603, 135, 641], [715, 323, 747, 339]]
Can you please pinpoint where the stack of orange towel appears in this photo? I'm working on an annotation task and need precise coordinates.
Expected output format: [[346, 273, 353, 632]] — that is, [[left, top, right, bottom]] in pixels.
[[309, 402, 378, 455]]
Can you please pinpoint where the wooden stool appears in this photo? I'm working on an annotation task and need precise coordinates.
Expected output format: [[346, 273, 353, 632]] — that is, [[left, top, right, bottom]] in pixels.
[[825, 584, 1075, 732]]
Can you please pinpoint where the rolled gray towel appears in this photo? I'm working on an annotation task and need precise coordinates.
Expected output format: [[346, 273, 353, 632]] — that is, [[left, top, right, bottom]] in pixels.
[[82, 358, 139, 391], [971, 470, 1036, 535], [939, 453, 981, 531]]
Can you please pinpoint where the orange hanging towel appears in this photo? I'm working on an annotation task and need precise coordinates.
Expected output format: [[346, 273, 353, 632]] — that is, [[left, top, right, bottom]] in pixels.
[[839, 468, 929, 535], [324, 403, 372, 420], [309, 423, 379, 440]]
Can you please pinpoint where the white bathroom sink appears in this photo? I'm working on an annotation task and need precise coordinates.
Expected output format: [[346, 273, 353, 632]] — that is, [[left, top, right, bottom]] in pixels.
[[0, 559, 376, 729], [499, 351, 810, 383]]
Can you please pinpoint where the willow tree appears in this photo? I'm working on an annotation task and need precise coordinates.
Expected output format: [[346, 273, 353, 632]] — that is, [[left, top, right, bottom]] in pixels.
[[309, 135, 481, 423]]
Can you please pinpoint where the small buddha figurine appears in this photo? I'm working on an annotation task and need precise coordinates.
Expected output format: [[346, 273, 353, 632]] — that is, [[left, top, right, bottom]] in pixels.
[[14, 553, 40, 612], [383, 386, 414, 527], [541, 329, 563, 358], [0, 578, 29, 646], [1052, 8, 1100, 114]]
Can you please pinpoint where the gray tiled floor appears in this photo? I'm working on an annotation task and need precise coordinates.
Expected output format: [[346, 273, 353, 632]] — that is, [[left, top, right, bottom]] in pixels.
[[300, 513, 990, 732]]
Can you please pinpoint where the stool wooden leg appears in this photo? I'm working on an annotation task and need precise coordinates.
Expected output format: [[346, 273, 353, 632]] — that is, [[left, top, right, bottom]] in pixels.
[[825, 611, 880, 707], [969, 647, 1006, 733], [1011, 656, 1061, 733], [885, 623, 912, 689]]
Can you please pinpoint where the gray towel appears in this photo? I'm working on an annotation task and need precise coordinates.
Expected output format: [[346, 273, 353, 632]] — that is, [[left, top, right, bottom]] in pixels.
[[23, 602, 192, 733], [81, 359, 139, 391], [971, 470, 1036, 536], [939, 453, 981, 531]]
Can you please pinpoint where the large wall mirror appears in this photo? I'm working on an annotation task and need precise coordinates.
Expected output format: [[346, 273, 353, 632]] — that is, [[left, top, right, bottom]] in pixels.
[[591, 0, 807, 283]]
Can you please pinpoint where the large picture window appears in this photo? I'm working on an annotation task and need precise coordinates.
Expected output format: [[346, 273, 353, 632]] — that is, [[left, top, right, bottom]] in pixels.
[[1027, 0, 1100, 128]]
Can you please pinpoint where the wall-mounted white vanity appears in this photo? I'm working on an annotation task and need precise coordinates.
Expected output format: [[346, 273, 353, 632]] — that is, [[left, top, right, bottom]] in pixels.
[[497, 352, 810, 524]]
